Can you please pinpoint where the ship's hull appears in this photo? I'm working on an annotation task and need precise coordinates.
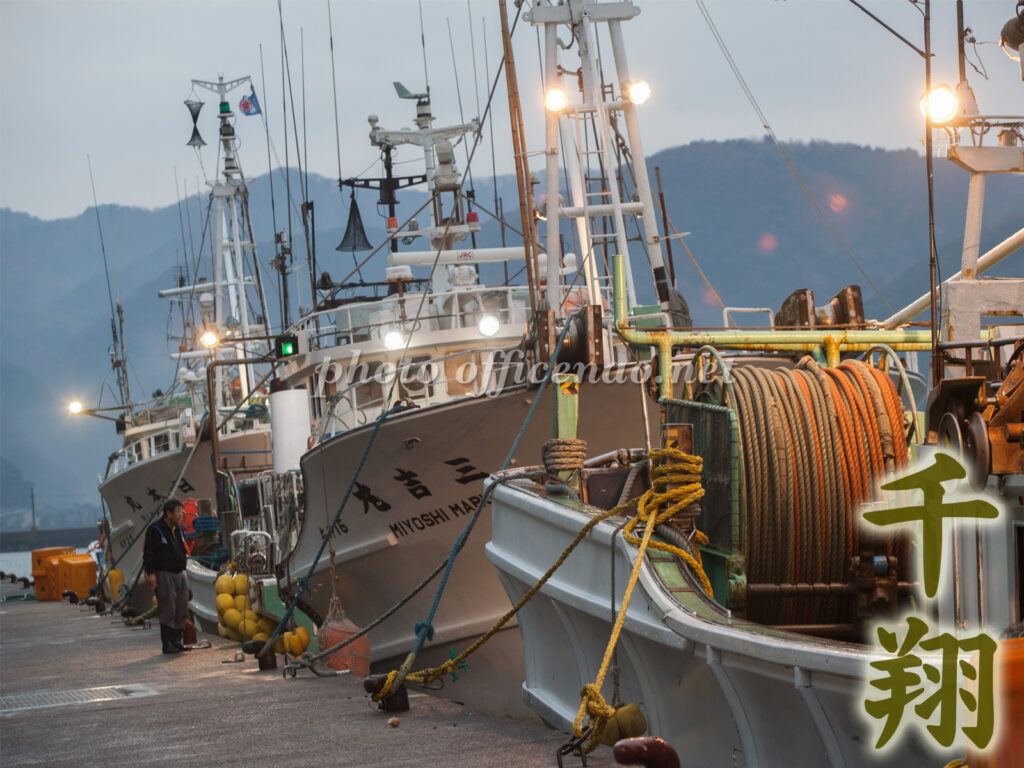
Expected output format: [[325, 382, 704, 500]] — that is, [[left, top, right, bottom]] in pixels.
[[486, 480, 933, 767], [100, 429, 272, 610], [283, 377, 655, 669]]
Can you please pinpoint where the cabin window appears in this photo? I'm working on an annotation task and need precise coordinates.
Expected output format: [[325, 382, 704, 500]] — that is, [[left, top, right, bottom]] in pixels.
[[444, 351, 483, 397], [152, 432, 170, 455], [399, 356, 435, 403], [130, 441, 145, 463]]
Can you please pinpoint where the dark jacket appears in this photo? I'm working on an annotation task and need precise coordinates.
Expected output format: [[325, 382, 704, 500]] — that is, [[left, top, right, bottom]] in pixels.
[[143, 517, 187, 574]]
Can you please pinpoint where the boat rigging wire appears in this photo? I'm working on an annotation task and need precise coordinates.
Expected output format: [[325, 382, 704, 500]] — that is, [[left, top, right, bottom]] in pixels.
[[446, 17, 478, 201], [847, 0, 929, 58], [481, 16, 507, 282], [468, 1, 482, 119], [174, 169, 196, 281], [327, 0, 344, 182], [87, 155, 131, 410], [695, 0, 894, 313]]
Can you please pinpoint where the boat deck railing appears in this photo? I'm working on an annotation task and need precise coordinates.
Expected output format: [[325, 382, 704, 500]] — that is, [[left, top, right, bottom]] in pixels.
[[315, 342, 532, 440], [104, 426, 185, 480], [295, 281, 616, 352]]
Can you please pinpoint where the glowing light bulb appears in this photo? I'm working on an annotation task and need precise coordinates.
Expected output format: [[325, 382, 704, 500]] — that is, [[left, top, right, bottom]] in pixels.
[[200, 330, 220, 349], [478, 314, 500, 337], [384, 330, 405, 350], [627, 81, 651, 105], [919, 85, 958, 124], [68, 401, 84, 415], [544, 87, 568, 112]]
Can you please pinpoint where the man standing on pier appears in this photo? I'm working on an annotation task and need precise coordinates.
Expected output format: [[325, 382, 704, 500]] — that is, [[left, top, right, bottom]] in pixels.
[[143, 500, 189, 655]]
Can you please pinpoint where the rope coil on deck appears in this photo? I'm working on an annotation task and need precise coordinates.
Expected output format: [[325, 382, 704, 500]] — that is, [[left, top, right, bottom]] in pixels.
[[542, 438, 588, 473]]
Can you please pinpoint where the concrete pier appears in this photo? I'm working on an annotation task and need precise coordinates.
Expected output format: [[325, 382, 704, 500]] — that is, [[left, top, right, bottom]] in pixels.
[[0, 598, 621, 766]]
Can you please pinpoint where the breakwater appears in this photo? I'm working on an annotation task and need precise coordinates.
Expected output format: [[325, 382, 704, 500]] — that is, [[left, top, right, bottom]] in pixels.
[[0, 527, 95, 552]]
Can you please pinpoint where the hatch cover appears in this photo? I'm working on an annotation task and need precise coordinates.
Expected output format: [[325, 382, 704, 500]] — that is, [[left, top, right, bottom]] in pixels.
[[0, 684, 155, 713]]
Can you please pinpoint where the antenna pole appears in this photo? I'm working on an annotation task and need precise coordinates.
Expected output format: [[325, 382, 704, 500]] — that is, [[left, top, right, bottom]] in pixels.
[[955, 0, 967, 84], [924, 0, 941, 385], [419, 0, 431, 96]]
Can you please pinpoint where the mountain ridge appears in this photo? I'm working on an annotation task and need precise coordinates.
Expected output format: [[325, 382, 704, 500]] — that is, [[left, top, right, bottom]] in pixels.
[[1, 137, 1020, 526]]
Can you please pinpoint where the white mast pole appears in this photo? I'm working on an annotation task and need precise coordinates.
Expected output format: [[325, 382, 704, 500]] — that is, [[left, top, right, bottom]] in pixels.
[[544, 15, 563, 313], [607, 19, 670, 310]]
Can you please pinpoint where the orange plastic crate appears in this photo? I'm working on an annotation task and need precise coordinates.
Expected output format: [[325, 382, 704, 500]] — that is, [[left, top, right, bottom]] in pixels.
[[58, 554, 97, 599], [31, 547, 75, 576], [34, 573, 58, 601]]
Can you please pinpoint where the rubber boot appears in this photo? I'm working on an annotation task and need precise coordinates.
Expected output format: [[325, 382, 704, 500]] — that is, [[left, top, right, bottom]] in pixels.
[[173, 627, 187, 652], [161, 624, 181, 654]]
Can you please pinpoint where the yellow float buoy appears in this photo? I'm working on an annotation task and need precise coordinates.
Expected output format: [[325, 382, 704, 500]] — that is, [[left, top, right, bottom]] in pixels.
[[215, 593, 235, 615], [215, 574, 235, 596], [222, 608, 242, 630], [233, 573, 248, 595], [295, 626, 310, 650], [257, 617, 277, 635], [233, 594, 251, 613]]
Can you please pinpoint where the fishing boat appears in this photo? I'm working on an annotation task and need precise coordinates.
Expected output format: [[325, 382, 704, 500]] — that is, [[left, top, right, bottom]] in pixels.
[[93, 75, 279, 613], [485, 1, 1024, 765], [258, 4, 747, 678]]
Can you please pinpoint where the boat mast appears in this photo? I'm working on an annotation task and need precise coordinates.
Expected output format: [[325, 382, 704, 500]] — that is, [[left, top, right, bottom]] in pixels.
[[527, 0, 675, 317], [162, 75, 270, 411]]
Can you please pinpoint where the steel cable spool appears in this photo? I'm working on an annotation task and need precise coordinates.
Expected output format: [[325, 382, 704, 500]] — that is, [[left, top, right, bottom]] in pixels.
[[727, 359, 910, 626]]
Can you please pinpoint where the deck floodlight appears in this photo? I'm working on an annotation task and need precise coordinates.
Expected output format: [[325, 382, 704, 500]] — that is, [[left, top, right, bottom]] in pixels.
[[200, 330, 220, 349], [1001, 14, 1024, 63], [478, 314, 500, 337], [627, 81, 651, 105], [919, 84, 959, 124], [384, 330, 405, 350], [68, 401, 83, 415], [274, 333, 299, 358], [544, 87, 569, 112]]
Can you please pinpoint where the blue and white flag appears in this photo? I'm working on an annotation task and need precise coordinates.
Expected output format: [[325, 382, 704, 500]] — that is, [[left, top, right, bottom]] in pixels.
[[239, 91, 261, 116]]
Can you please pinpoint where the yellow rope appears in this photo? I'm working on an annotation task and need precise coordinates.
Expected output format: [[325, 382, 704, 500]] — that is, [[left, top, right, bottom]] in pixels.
[[372, 502, 623, 701], [572, 448, 709, 753], [375, 448, 711, 725]]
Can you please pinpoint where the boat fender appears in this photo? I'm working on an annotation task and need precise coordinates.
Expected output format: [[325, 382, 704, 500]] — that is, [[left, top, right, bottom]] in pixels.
[[600, 702, 648, 747], [612, 737, 679, 768], [363, 673, 410, 713]]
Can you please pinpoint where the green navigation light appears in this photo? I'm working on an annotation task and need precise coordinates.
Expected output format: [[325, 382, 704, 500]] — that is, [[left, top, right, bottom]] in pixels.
[[274, 334, 299, 359]]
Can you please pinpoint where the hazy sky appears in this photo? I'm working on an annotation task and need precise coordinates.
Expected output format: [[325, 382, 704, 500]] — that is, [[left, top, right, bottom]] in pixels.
[[1, 0, 1020, 221]]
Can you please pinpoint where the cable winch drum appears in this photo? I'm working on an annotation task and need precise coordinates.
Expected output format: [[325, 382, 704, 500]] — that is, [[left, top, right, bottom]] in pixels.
[[676, 358, 910, 627]]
